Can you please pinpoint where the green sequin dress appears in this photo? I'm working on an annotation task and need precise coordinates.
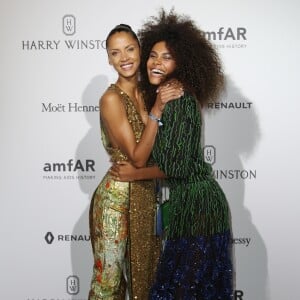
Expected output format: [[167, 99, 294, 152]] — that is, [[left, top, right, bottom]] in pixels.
[[150, 93, 233, 299]]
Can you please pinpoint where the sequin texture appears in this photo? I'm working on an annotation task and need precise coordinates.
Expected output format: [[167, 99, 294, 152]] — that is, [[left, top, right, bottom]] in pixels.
[[89, 84, 160, 300]]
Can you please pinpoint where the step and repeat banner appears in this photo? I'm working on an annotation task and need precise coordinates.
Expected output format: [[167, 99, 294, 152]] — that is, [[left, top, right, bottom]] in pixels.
[[1, 1, 299, 299]]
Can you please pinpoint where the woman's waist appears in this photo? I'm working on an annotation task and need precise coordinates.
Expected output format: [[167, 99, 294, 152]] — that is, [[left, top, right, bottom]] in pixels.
[[167, 173, 214, 187], [97, 173, 130, 212], [97, 173, 155, 210], [168, 177, 227, 203], [105, 147, 128, 163]]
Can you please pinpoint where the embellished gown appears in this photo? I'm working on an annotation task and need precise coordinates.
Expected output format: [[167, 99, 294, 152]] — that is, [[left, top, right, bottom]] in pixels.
[[150, 93, 233, 300], [89, 84, 160, 300]]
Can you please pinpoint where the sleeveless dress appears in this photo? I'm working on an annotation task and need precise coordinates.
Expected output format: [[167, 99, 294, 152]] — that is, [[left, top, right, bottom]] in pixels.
[[89, 84, 160, 300], [149, 93, 233, 300]]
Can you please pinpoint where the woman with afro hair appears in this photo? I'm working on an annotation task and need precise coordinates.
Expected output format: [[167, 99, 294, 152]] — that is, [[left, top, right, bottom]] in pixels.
[[111, 9, 233, 300]]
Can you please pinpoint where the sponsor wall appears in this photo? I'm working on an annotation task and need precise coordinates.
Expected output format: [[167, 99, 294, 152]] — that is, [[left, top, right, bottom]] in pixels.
[[1, 0, 299, 299]]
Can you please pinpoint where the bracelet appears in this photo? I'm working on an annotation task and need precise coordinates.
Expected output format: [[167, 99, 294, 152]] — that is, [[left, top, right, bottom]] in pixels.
[[149, 112, 163, 126]]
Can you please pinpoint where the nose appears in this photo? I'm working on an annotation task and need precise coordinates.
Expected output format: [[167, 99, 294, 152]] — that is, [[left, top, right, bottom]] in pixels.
[[153, 56, 162, 65], [120, 51, 129, 61]]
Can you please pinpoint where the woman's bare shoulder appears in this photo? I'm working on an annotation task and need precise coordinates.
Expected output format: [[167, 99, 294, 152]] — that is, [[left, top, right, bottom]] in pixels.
[[100, 86, 123, 108]]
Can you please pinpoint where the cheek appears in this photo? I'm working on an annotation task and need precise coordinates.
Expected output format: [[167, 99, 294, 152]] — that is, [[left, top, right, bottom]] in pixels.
[[132, 50, 140, 61], [167, 61, 176, 74], [108, 57, 115, 66], [136, 54, 141, 64], [108, 54, 118, 64]]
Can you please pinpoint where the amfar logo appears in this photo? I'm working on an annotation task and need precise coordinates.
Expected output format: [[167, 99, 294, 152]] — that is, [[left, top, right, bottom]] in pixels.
[[203, 27, 248, 49], [43, 159, 95, 172], [67, 275, 80, 295], [42, 159, 96, 180], [203, 145, 216, 165], [63, 15, 76, 36], [204, 27, 247, 41]]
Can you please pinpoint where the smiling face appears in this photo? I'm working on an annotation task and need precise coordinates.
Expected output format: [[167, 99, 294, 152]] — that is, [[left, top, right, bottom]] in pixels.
[[107, 31, 140, 79], [146, 41, 177, 85]]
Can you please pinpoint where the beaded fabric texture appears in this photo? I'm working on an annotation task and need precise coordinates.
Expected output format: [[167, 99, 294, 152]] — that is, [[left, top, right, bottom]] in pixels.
[[89, 84, 160, 300]]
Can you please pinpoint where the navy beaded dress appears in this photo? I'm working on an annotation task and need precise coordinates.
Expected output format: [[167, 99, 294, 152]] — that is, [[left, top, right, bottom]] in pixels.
[[150, 93, 233, 300]]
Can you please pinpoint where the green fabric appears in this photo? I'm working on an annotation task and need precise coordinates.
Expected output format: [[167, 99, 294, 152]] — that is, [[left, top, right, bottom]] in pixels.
[[152, 94, 230, 239]]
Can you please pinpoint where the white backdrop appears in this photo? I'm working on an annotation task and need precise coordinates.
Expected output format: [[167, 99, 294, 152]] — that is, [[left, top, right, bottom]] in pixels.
[[1, 1, 299, 299]]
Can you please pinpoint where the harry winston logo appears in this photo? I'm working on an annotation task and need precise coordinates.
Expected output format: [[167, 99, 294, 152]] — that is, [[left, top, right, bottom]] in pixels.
[[63, 15, 76, 36], [67, 275, 80, 295], [203, 145, 216, 165]]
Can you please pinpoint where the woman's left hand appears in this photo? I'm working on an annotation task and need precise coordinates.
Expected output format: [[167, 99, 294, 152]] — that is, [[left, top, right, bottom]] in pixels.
[[154, 79, 184, 112], [109, 161, 138, 182], [158, 79, 184, 102]]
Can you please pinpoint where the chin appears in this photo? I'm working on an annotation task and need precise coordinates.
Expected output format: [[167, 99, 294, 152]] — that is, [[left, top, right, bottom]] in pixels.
[[149, 77, 162, 86], [121, 70, 136, 78]]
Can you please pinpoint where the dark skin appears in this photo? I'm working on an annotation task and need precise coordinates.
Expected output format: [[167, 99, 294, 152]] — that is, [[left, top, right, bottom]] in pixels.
[[103, 31, 183, 168], [110, 40, 183, 181], [110, 161, 165, 181]]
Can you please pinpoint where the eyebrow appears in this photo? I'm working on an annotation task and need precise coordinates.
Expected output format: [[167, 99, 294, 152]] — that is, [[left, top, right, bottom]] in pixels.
[[150, 50, 172, 54], [150, 50, 173, 58]]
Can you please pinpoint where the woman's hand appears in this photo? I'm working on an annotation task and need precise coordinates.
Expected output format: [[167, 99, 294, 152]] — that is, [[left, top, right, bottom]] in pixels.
[[109, 161, 138, 182], [153, 79, 184, 113]]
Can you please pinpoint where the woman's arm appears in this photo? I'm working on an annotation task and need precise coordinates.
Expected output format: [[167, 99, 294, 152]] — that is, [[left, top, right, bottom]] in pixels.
[[101, 83, 183, 168], [109, 161, 166, 182], [152, 93, 201, 178]]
